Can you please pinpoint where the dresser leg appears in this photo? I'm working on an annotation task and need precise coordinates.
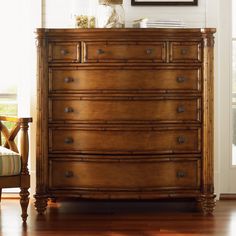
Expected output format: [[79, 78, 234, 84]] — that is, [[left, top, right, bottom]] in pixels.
[[34, 194, 48, 215], [199, 194, 216, 215], [50, 197, 57, 203], [195, 197, 202, 212], [20, 188, 30, 222]]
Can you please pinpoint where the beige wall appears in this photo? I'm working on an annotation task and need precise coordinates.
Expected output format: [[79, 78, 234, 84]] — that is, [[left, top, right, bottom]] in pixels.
[[42, 0, 207, 28]]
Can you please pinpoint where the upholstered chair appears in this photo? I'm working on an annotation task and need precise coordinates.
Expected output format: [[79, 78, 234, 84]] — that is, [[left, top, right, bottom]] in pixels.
[[0, 116, 32, 222]]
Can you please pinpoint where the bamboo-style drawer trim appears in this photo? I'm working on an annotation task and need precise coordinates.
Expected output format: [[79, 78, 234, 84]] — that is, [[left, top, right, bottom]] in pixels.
[[49, 97, 202, 124], [48, 42, 80, 63], [49, 158, 201, 190], [49, 126, 201, 154], [49, 67, 202, 93], [82, 41, 167, 63], [169, 42, 202, 63]]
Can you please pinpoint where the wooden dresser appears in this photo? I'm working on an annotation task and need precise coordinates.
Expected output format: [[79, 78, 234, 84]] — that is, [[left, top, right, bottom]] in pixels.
[[35, 28, 216, 214]]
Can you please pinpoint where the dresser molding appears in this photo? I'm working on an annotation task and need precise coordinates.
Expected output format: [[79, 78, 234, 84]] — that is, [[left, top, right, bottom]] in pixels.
[[35, 28, 216, 215]]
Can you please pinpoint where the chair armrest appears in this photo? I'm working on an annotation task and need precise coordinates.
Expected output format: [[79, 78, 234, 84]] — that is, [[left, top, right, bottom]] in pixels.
[[0, 116, 32, 123], [0, 116, 32, 175]]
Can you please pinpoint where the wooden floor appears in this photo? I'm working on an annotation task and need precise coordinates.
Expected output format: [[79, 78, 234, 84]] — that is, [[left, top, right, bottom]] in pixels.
[[0, 199, 236, 236]]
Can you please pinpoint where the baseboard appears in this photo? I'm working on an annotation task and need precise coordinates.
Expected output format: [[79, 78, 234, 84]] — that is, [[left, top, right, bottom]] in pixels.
[[220, 193, 236, 200], [1, 193, 20, 199]]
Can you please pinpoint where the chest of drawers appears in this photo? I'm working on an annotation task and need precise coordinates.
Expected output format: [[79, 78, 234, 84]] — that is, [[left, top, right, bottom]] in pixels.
[[35, 28, 216, 214]]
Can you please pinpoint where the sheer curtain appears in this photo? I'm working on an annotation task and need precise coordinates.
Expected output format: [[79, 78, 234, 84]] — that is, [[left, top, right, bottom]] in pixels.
[[0, 0, 42, 195], [0, 0, 41, 115]]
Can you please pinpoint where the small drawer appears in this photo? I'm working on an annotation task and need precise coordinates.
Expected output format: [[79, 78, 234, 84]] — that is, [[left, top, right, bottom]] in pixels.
[[82, 41, 166, 63], [170, 42, 202, 63], [49, 97, 201, 123], [49, 127, 201, 154], [49, 67, 202, 93], [49, 158, 201, 190], [48, 42, 80, 62]]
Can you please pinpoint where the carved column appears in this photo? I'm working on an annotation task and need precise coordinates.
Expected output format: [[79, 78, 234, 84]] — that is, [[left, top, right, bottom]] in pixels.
[[199, 32, 216, 214], [34, 30, 49, 214]]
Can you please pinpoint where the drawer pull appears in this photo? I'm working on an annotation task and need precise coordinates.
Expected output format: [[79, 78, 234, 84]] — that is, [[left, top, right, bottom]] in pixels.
[[146, 48, 153, 55], [64, 77, 74, 83], [97, 49, 105, 55], [177, 106, 185, 113], [64, 137, 74, 144], [64, 107, 74, 113], [177, 136, 186, 144], [176, 171, 186, 178], [181, 48, 188, 55], [60, 49, 69, 55], [65, 171, 74, 178], [176, 77, 186, 83]]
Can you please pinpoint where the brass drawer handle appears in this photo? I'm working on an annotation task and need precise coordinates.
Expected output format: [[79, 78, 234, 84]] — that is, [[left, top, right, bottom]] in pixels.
[[64, 137, 74, 144], [65, 171, 74, 178], [177, 106, 185, 113], [181, 48, 188, 55], [146, 48, 153, 55], [64, 107, 74, 113], [64, 77, 74, 83], [176, 171, 187, 178], [176, 77, 186, 83], [60, 49, 69, 55], [97, 49, 105, 55], [177, 136, 186, 144]]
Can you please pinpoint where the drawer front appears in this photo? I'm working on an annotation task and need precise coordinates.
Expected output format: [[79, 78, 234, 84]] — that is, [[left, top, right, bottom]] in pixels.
[[49, 68, 201, 93], [49, 98, 201, 123], [170, 42, 202, 63], [83, 42, 166, 63], [49, 42, 80, 62], [49, 158, 201, 189], [49, 127, 201, 154]]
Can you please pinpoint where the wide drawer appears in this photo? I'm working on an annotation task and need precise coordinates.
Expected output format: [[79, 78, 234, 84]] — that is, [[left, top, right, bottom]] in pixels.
[[49, 97, 201, 123], [170, 42, 202, 63], [49, 67, 202, 93], [48, 42, 80, 62], [49, 127, 201, 154], [49, 158, 201, 190], [82, 41, 166, 63]]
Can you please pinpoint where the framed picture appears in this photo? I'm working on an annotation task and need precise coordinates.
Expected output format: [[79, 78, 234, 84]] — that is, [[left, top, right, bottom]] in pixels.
[[131, 0, 198, 6]]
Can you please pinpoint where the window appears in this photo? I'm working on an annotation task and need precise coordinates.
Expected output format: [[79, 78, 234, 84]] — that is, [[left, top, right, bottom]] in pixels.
[[232, 0, 236, 165], [0, 2, 20, 149], [0, 1, 22, 117]]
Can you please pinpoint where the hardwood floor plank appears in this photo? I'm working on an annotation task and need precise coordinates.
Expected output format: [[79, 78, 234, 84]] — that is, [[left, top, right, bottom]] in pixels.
[[0, 200, 236, 235], [220, 193, 236, 200]]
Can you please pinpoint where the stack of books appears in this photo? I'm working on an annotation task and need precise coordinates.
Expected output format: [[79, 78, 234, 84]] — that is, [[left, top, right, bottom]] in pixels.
[[133, 18, 186, 28]]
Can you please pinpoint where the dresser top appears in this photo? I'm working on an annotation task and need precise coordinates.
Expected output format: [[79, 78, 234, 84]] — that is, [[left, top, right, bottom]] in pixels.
[[37, 28, 216, 39]]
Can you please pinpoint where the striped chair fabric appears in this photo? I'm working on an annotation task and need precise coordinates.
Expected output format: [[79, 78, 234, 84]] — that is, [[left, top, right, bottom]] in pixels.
[[0, 146, 21, 176]]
